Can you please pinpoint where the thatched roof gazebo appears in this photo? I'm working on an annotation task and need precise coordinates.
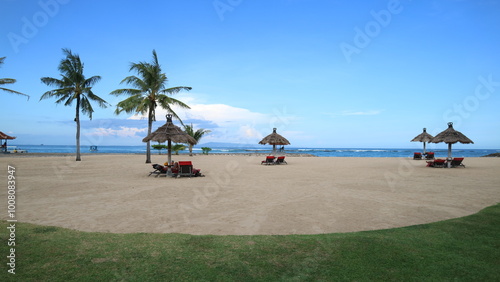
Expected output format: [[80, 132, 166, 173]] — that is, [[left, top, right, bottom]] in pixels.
[[142, 114, 197, 175], [259, 128, 290, 154], [411, 128, 434, 154], [430, 122, 474, 167], [0, 131, 16, 152]]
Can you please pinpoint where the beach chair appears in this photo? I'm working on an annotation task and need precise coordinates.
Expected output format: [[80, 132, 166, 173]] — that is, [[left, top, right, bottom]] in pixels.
[[448, 158, 465, 168], [275, 156, 287, 164], [177, 161, 202, 177], [413, 152, 422, 160], [178, 161, 193, 177], [149, 164, 168, 177], [425, 152, 434, 160], [426, 159, 446, 168], [261, 156, 276, 165]]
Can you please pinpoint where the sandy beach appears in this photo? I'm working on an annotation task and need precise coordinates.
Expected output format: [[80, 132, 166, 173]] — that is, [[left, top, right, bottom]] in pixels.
[[1, 154, 499, 235]]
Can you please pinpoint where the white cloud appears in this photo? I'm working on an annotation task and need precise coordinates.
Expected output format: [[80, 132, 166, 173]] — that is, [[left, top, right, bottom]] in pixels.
[[239, 125, 263, 139], [123, 96, 300, 144], [84, 126, 147, 137], [128, 103, 267, 125], [184, 104, 269, 126]]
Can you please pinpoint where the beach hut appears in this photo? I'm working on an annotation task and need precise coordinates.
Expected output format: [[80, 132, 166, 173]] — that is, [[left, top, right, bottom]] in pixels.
[[430, 122, 474, 168], [411, 128, 434, 154], [259, 128, 290, 154], [142, 114, 197, 176], [0, 131, 16, 153]]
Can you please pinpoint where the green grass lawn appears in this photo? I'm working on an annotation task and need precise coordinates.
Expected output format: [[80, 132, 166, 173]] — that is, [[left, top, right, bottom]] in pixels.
[[1, 204, 499, 281]]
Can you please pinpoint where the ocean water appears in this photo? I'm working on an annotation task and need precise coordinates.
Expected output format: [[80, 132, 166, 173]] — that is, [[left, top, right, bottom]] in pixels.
[[5, 144, 499, 158]]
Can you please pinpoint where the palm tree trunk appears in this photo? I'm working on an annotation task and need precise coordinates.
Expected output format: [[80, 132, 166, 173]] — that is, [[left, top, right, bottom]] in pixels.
[[75, 96, 81, 161], [167, 139, 172, 173], [145, 107, 153, 163], [189, 144, 193, 156]]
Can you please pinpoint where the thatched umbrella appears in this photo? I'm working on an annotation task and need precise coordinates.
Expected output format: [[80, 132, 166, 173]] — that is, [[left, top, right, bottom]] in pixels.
[[411, 128, 434, 154], [0, 131, 16, 152], [259, 128, 290, 154], [430, 122, 474, 168], [142, 114, 197, 175]]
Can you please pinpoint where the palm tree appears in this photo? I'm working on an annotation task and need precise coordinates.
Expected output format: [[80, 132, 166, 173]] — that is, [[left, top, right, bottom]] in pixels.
[[171, 144, 186, 155], [0, 57, 29, 99], [40, 48, 109, 161], [111, 50, 192, 163], [184, 124, 211, 156]]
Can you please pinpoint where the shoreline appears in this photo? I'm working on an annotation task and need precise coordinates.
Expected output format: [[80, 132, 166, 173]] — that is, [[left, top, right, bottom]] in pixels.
[[0, 152, 318, 158], [2, 151, 499, 158]]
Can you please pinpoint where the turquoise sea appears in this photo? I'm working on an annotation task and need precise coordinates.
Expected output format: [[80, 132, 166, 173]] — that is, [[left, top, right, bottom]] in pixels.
[[4, 144, 499, 158]]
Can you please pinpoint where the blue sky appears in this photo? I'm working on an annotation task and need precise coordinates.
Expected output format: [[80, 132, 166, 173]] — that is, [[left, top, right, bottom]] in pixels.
[[1, 0, 499, 149]]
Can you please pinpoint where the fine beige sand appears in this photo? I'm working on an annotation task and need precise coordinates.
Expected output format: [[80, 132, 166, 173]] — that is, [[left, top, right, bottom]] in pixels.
[[1, 154, 499, 235]]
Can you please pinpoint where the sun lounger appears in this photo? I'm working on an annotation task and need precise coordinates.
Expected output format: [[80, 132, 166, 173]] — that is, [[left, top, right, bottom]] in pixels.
[[426, 159, 446, 168], [261, 156, 275, 165], [413, 152, 422, 160], [149, 164, 168, 177], [447, 158, 465, 168], [275, 156, 287, 164], [425, 152, 435, 160], [177, 161, 202, 177]]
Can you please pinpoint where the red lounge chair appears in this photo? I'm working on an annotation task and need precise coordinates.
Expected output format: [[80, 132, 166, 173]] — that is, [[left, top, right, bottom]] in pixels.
[[149, 164, 168, 177], [426, 159, 446, 168], [275, 156, 287, 164], [261, 156, 275, 165], [413, 152, 422, 160], [425, 152, 435, 160], [447, 158, 465, 168], [178, 161, 202, 177]]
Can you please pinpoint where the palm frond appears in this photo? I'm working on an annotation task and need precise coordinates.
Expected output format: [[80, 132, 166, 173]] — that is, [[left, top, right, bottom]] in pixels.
[[115, 94, 149, 115], [87, 90, 110, 108], [110, 88, 142, 96], [56, 95, 72, 105], [1, 57, 30, 99], [0, 87, 30, 99], [184, 124, 194, 136], [184, 124, 211, 143], [0, 78, 16, 85], [151, 49, 160, 67], [157, 95, 191, 110], [119, 75, 148, 92], [80, 96, 95, 120], [194, 128, 211, 140], [160, 86, 192, 95], [84, 75, 102, 88], [39, 88, 72, 101], [41, 77, 66, 88]]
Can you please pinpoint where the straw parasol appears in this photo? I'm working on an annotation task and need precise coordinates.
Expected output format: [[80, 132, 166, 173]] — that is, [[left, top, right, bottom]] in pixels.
[[0, 131, 16, 152], [259, 128, 290, 154], [411, 128, 434, 154], [430, 122, 474, 168], [142, 114, 197, 175]]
